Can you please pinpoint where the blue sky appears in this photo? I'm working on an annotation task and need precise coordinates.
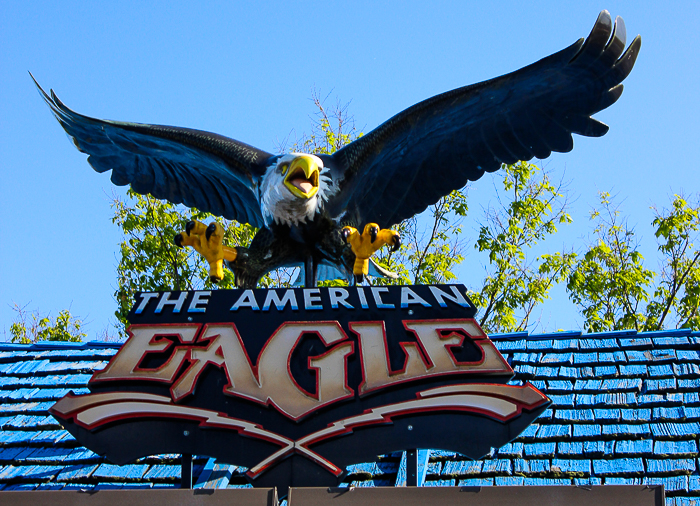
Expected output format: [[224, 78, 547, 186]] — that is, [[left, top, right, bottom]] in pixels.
[[2, 1, 698, 338]]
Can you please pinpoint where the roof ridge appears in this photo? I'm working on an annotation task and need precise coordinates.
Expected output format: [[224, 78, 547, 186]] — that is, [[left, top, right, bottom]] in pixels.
[[0, 341, 122, 351], [488, 328, 700, 341]]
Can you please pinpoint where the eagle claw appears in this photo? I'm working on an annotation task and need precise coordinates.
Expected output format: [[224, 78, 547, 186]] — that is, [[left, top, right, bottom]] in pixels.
[[391, 234, 401, 252], [369, 226, 378, 244], [206, 222, 217, 241], [340, 227, 352, 243], [342, 223, 401, 283], [174, 220, 238, 283]]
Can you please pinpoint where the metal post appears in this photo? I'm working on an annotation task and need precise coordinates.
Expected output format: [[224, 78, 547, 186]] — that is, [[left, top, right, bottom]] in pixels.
[[406, 448, 417, 487], [181, 453, 193, 489], [305, 256, 315, 288]]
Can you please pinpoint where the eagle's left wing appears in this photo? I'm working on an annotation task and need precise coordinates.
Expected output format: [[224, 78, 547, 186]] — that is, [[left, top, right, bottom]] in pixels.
[[325, 11, 640, 228]]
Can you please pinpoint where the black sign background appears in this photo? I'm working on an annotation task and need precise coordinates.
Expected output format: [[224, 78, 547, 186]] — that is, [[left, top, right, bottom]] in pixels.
[[52, 285, 549, 490]]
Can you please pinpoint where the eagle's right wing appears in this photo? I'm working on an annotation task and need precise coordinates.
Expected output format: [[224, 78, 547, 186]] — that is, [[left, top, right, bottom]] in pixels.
[[33, 74, 273, 228]]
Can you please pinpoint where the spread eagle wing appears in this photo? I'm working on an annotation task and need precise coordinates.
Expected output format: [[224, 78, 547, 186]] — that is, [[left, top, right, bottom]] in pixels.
[[31, 74, 273, 228], [326, 11, 641, 228]]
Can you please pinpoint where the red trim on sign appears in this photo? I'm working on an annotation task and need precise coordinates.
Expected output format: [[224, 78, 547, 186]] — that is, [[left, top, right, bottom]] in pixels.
[[305, 340, 355, 404], [273, 322, 352, 418], [290, 330, 330, 401], [89, 323, 202, 385], [300, 390, 542, 451], [435, 327, 486, 367], [403, 319, 512, 373], [352, 320, 433, 396], [169, 328, 226, 402], [169, 321, 356, 421], [51, 383, 548, 481]]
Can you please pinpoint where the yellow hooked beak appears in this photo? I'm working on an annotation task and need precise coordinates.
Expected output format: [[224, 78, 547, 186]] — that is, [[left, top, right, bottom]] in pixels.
[[283, 155, 320, 199]]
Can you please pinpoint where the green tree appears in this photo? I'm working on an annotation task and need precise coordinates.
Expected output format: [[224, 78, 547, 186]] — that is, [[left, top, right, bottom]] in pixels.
[[111, 188, 258, 330], [646, 195, 700, 329], [292, 91, 359, 156], [566, 192, 654, 332], [467, 162, 575, 333], [374, 189, 469, 287], [8, 303, 85, 344], [567, 192, 700, 332]]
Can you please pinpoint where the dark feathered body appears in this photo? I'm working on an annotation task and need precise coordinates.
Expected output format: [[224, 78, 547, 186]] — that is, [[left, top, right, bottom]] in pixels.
[[229, 216, 356, 288]]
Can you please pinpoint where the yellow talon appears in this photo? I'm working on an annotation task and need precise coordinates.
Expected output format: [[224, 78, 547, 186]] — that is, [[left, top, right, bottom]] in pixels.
[[174, 220, 238, 283], [342, 223, 401, 282]]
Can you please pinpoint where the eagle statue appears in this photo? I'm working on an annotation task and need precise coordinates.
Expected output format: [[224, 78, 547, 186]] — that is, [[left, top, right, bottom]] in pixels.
[[34, 11, 640, 288]]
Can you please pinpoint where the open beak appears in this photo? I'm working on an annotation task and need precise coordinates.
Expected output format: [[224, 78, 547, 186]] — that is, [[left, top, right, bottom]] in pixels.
[[283, 155, 320, 199]]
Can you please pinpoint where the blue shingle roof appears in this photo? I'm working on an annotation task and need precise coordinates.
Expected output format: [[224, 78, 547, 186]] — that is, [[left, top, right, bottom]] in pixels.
[[368, 328, 700, 505], [421, 328, 700, 506], [0, 329, 699, 505], [0, 340, 217, 490]]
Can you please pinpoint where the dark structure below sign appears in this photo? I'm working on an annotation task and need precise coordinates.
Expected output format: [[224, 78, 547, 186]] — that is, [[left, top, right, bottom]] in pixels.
[[290, 486, 664, 506], [0, 486, 664, 506], [50, 285, 549, 490]]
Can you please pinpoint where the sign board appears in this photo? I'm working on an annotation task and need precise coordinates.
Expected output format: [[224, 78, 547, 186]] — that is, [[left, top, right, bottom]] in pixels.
[[51, 285, 549, 490]]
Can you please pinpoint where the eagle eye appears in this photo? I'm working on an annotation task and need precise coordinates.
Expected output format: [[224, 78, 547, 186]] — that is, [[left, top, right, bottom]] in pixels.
[[280, 163, 289, 175]]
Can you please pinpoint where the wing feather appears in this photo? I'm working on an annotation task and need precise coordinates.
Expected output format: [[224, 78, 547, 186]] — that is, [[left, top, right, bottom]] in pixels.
[[33, 75, 272, 227], [328, 11, 640, 228]]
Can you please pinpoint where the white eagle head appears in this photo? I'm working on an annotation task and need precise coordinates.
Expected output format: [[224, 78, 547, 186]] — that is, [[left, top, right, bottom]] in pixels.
[[260, 153, 333, 227]]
